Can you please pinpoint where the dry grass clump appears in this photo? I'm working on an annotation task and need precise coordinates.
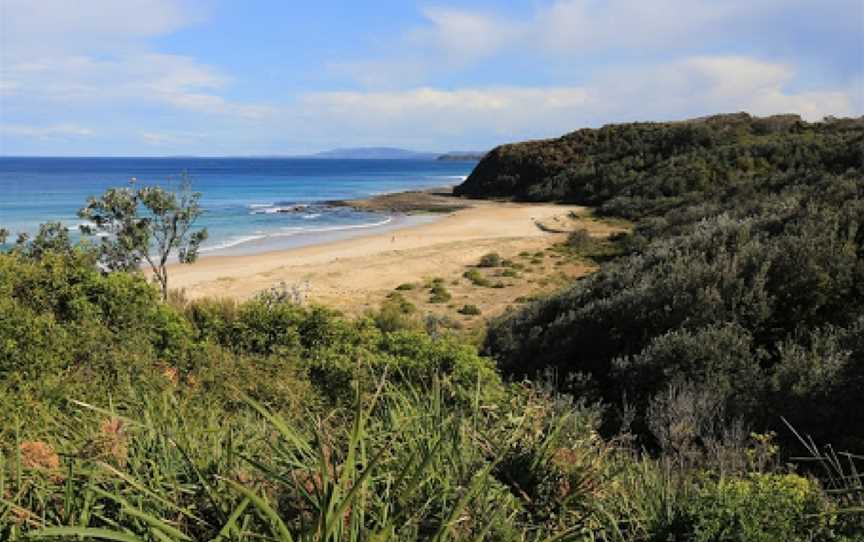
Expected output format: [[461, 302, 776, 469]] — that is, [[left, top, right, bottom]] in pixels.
[[19, 441, 60, 472]]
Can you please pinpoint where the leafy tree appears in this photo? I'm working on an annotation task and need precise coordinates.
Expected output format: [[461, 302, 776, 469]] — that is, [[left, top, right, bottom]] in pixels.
[[13, 221, 81, 260], [0, 228, 8, 245], [79, 176, 208, 300]]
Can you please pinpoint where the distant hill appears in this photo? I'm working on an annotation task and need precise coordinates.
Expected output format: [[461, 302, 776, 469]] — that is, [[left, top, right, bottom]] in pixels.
[[311, 147, 439, 160], [436, 151, 486, 161]]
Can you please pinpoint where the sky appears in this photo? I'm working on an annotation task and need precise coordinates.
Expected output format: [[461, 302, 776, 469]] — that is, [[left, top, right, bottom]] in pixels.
[[1, 0, 862, 156]]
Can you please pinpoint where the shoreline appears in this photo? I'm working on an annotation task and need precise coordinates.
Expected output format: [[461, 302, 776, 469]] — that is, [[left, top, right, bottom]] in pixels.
[[167, 188, 627, 311], [199, 185, 465, 257]]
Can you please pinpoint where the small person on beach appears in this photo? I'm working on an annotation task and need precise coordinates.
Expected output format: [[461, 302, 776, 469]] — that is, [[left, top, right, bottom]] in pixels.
[[391, 235, 396, 243]]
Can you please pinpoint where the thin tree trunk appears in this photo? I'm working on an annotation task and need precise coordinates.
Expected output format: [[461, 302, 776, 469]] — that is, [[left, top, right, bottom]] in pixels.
[[158, 270, 168, 301]]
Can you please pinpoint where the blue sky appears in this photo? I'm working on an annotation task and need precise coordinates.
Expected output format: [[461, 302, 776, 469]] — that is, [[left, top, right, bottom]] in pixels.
[[1, 0, 862, 155]]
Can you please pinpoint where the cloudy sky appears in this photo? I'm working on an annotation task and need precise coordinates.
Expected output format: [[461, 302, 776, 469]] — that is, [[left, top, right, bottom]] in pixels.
[[1, 0, 861, 155]]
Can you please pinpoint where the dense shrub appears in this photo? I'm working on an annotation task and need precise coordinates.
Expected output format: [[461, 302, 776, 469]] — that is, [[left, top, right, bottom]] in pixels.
[[681, 473, 834, 541], [566, 228, 595, 251], [371, 292, 419, 332], [478, 252, 502, 267], [458, 304, 482, 316], [475, 114, 864, 451], [456, 113, 863, 219], [429, 283, 452, 303], [463, 269, 492, 287]]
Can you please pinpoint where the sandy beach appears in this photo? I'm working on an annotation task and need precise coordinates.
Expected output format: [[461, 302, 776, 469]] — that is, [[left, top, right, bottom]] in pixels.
[[167, 195, 625, 315]]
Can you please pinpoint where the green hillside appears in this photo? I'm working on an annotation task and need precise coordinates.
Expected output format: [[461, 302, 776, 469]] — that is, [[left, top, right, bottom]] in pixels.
[[455, 113, 864, 451], [456, 113, 862, 218]]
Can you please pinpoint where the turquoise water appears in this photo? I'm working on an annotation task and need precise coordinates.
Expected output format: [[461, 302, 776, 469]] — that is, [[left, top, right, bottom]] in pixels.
[[0, 157, 474, 255]]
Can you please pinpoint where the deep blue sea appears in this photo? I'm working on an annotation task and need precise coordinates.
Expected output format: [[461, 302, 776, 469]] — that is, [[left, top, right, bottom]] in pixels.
[[0, 157, 475, 255]]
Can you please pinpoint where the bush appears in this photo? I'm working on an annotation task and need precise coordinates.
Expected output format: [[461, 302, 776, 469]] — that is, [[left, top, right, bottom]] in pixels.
[[459, 304, 482, 316], [429, 283, 452, 303], [486, 188, 864, 448], [567, 228, 594, 251], [373, 292, 419, 332], [680, 473, 834, 541], [395, 282, 416, 291], [478, 252, 502, 267], [464, 269, 492, 287]]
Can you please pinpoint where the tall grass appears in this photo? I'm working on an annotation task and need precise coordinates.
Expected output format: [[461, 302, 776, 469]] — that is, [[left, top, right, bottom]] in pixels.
[[1, 375, 858, 540], [783, 417, 864, 535], [1, 375, 611, 540]]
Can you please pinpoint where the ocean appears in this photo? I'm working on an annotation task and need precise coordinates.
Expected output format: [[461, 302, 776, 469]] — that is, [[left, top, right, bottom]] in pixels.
[[0, 157, 475, 255]]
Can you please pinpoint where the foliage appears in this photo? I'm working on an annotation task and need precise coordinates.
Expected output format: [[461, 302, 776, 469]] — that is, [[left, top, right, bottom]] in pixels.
[[78, 175, 208, 300], [0, 229, 857, 540], [372, 291, 419, 332], [680, 473, 834, 541], [478, 114, 864, 452], [477, 252, 502, 267], [3, 115, 864, 538], [458, 304, 481, 316], [463, 269, 492, 287], [429, 283, 452, 303], [456, 113, 863, 219], [566, 228, 594, 251]]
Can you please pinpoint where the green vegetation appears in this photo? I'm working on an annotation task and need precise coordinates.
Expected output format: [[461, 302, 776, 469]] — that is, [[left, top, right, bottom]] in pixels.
[[463, 269, 492, 287], [394, 282, 417, 291], [373, 292, 418, 332], [3, 113, 864, 539], [455, 113, 862, 218], [473, 114, 864, 457], [79, 176, 208, 300], [428, 282, 452, 303], [566, 229, 594, 251], [477, 252, 502, 267], [458, 304, 482, 316]]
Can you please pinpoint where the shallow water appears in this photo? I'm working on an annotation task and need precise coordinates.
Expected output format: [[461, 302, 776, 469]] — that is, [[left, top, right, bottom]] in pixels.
[[0, 157, 474, 255]]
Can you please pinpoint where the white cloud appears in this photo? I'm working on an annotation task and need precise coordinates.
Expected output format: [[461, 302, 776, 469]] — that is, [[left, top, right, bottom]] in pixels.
[[327, 7, 524, 88], [590, 56, 859, 121], [1, 0, 859, 154], [0, 0, 271, 122], [1, 123, 95, 139], [535, 0, 735, 53], [291, 55, 858, 150], [298, 86, 591, 143], [141, 130, 207, 146], [337, 0, 858, 89], [680, 57, 855, 119], [1, 0, 199, 55], [409, 7, 523, 66]]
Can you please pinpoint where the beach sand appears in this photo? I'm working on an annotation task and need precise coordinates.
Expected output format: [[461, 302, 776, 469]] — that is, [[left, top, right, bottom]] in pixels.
[[167, 197, 625, 316]]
